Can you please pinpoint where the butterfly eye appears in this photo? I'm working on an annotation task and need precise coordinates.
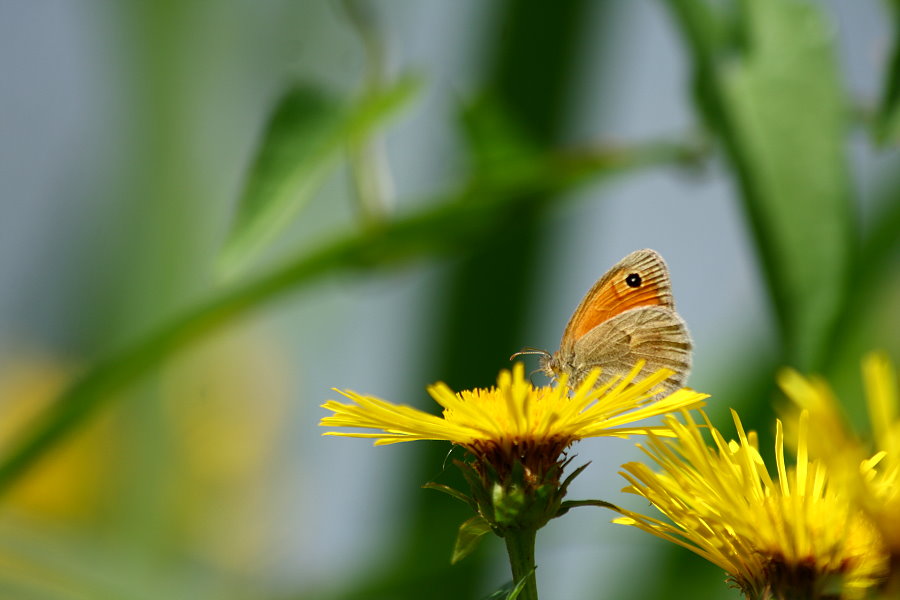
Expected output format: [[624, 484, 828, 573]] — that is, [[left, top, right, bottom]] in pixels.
[[625, 273, 642, 288]]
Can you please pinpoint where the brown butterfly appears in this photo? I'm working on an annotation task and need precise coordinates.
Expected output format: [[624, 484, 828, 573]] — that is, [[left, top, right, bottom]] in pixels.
[[515, 249, 692, 394]]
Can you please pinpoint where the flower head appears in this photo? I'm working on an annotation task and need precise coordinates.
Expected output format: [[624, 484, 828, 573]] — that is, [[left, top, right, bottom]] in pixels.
[[322, 362, 706, 537], [321, 362, 706, 481], [614, 409, 888, 600], [779, 352, 900, 592]]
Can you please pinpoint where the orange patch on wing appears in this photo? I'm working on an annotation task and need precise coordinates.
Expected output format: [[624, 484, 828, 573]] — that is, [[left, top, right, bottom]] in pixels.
[[570, 269, 666, 340]]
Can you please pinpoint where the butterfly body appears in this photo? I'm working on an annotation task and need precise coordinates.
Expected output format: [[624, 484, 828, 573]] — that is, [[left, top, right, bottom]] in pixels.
[[529, 249, 691, 393]]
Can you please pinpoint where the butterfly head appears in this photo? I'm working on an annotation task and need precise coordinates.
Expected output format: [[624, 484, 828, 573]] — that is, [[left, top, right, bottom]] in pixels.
[[539, 351, 560, 379], [510, 347, 564, 383]]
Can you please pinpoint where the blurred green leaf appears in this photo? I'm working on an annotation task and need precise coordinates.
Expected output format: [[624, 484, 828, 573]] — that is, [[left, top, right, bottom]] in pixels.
[[721, 0, 853, 369], [668, 0, 854, 369], [218, 75, 420, 278], [450, 515, 492, 564]]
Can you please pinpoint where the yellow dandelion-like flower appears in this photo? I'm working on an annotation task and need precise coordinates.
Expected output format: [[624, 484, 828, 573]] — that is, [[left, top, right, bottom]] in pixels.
[[323, 361, 707, 595], [614, 409, 888, 600], [321, 361, 707, 482], [779, 352, 900, 596]]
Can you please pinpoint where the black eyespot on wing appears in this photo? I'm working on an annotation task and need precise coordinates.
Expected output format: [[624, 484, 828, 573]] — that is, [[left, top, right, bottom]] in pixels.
[[625, 273, 642, 288]]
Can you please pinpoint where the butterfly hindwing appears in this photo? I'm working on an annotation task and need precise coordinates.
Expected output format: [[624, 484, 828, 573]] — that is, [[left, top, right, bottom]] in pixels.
[[568, 306, 692, 394]]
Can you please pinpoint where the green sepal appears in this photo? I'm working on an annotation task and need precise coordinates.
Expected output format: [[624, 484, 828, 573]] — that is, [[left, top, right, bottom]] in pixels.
[[488, 460, 563, 532], [556, 499, 619, 518], [450, 453, 596, 536], [422, 482, 476, 509], [454, 458, 495, 514], [491, 481, 528, 528], [558, 460, 588, 495], [451, 515, 493, 564]]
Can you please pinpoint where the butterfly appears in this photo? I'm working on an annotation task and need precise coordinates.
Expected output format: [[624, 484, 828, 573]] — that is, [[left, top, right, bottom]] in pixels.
[[514, 249, 692, 394]]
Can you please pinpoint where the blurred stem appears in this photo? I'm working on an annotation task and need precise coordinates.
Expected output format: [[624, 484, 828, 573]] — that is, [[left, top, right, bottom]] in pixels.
[[342, 0, 393, 222], [348, 134, 394, 224], [876, 1, 900, 144], [0, 135, 704, 495], [341, 0, 386, 88], [411, 3, 595, 598], [504, 529, 538, 600]]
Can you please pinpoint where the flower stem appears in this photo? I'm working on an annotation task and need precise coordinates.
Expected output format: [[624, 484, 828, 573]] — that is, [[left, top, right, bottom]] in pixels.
[[504, 528, 538, 600], [884, 553, 900, 600]]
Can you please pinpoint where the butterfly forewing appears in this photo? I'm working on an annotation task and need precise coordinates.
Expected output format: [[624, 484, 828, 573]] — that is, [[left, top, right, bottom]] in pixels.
[[561, 249, 675, 347]]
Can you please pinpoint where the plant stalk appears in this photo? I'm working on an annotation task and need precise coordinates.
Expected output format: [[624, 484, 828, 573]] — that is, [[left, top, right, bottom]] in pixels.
[[504, 528, 538, 600]]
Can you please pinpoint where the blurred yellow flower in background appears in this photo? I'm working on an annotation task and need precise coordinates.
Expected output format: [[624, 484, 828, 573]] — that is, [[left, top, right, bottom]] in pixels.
[[614, 409, 888, 600], [160, 327, 291, 578], [780, 352, 900, 597], [0, 353, 115, 523], [0, 326, 292, 596]]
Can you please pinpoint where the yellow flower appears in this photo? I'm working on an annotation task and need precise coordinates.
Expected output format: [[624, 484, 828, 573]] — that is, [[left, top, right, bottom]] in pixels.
[[0, 355, 115, 523], [614, 410, 888, 600], [779, 352, 900, 596], [321, 362, 707, 482]]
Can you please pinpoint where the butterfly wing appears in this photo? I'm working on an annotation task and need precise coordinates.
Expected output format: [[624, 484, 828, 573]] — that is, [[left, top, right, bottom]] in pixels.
[[559, 249, 675, 354], [567, 306, 692, 393]]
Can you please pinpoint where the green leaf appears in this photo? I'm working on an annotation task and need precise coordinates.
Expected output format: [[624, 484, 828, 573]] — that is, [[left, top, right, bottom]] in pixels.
[[667, 0, 855, 369], [505, 568, 535, 600], [451, 515, 493, 564], [218, 75, 420, 278], [478, 569, 536, 600], [718, 0, 854, 369], [480, 582, 515, 600]]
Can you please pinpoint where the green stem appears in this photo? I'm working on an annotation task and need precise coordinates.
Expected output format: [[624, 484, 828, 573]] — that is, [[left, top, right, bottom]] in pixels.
[[504, 529, 538, 600], [0, 136, 703, 497]]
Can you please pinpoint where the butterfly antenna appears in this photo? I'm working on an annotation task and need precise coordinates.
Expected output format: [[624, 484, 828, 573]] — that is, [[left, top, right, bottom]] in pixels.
[[509, 347, 551, 361], [440, 445, 461, 471], [527, 367, 547, 385]]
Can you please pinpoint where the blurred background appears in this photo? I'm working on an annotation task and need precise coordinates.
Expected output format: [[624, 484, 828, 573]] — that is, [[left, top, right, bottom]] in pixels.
[[1, 1, 898, 598]]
